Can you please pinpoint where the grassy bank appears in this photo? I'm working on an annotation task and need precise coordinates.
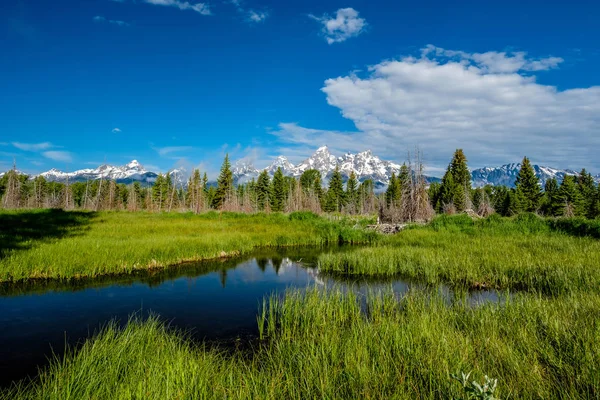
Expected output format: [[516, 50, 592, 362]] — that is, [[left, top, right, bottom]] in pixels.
[[318, 214, 600, 294], [0, 209, 376, 282], [5, 288, 599, 399]]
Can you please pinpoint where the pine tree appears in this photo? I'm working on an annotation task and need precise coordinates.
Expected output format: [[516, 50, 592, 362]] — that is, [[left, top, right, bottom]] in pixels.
[[449, 149, 471, 192], [577, 168, 597, 218], [212, 154, 233, 209], [542, 178, 560, 216], [256, 170, 271, 211], [514, 157, 542, 213], [437, 170, 455, 212], [437, 149, 471, 212], [346, 171, 359, 213], [152, 174, 166, 211], [558, 175, 584, 217], [270, 167, 286, 212], [385, 173, 401, 207], [324, 167, 345, 212]]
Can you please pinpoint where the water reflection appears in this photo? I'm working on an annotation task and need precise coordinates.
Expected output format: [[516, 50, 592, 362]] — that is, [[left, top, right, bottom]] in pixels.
[[0, 246, 508, 387]]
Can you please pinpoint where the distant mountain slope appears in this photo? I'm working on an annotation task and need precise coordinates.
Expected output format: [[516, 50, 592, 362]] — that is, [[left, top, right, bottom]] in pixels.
[[233, 146, 429, 190], [32, 160, 185, 185], [4, 152, 598, 191], [470, 163, 600, 188]]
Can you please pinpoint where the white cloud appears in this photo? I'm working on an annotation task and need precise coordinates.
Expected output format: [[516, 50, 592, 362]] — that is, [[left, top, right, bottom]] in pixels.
[[227, 0, 269, 24], [247, 10, 268, 23], [93, 15, 130, 26], [271, 45, 600, 172], [422, 45, 563, 73], [43, 151, 73, 163], [12, 142, 53, 151], [155, 146, 194, 156], [112, 128, 122, 133], [309, 8, 366, 44], [144, 0, 212, 15]]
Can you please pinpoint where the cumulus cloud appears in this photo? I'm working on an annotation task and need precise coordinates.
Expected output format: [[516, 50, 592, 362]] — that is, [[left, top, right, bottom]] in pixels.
[[309, 8, 367, 44], [422, 45, 564, 73], [43, 151, 73, 163], [144, 0, 211, 15], [112, 128, 122, 133], [12, 142, 53, 151], [93, 15, 130, 26], [271, 45, 600, 172]]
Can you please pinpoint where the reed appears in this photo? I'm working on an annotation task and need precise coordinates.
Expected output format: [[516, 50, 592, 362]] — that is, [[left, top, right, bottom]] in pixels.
[[5, 288, 599, 399], [0, 209, 377, 282], [318, 214, 600, 294]]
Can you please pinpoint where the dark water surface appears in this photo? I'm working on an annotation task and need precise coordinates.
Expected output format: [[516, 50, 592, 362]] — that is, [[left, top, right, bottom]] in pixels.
[[0, 246, 505, 387]]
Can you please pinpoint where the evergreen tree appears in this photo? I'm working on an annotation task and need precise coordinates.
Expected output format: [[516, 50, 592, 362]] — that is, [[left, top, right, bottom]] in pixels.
[[542, 178, 560, 216], [256, 170, 271, 211], [202, 173, 209, 195], [558, 175, 584, 217], [427, 182, 441, 210], [324, 167, 345, 212], [514, 157, 542, 212], [152, 174, 167, 211], [577, 169, 597, 218], [437, 170, 455, 212], [437, 149, 471, 212], [385, 173, 401, 207], [449, 149, 471, 192], [398, 163, 410, 189], [270, 167, 286, 212], [212, 154, 233, 209], [346, 171, 359, 213]]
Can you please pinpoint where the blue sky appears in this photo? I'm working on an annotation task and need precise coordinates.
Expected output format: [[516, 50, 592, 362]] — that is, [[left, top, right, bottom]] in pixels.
[[1, 0, 599, 177]]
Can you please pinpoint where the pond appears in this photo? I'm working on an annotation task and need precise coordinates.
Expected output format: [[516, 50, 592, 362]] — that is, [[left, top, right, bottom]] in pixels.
[[0, 246, 506, 387]]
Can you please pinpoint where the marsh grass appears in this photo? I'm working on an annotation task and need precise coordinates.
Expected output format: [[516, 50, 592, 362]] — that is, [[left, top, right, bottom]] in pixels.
[[0, 210, 377, 282], [5, 288, 599, 399], [318, 214, 600, 294]]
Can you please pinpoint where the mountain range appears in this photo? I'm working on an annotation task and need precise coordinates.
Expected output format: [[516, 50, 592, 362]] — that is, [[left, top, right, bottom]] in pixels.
[[3, 147, 599, 189]]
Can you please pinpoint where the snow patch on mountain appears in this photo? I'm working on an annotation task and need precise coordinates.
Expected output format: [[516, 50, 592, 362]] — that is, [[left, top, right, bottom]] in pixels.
[[233, 146, 410, 190], [471, 164, 599, 188]]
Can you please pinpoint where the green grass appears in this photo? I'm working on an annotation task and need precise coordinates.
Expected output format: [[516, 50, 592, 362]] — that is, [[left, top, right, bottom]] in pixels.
[[318, 214, 600, 294], [0, 209, 377, 282], [5, 288, 599, 399]]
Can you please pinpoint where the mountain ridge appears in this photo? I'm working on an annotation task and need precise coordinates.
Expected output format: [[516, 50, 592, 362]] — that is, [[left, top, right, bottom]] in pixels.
[[3, 148, 599, 189]]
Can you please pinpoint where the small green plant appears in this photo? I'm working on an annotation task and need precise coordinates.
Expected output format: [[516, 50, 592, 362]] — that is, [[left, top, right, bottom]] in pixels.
[[452, 371, 498, 400]]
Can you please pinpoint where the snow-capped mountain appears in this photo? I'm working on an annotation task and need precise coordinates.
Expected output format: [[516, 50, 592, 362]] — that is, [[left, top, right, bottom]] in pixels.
[[0, 169, 27, 179], [35, 160, 186, 185], [233, 146, 410, 190], [470, 163, 600, 188]]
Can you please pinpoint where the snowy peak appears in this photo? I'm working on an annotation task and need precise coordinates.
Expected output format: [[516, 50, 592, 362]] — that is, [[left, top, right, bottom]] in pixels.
[[266, 156, 295, 175], [38, 160, 158, 184], [471, 163, 599, 188], [232, 147, 408, 189]]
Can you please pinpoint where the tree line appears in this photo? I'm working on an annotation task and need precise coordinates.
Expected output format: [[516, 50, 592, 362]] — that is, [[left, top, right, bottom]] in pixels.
[[2, 150, 599, 220], [427, 150, 600, 219]]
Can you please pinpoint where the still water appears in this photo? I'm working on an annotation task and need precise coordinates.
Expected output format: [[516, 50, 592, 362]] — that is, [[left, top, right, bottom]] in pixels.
[[0, 246, 505, 387]]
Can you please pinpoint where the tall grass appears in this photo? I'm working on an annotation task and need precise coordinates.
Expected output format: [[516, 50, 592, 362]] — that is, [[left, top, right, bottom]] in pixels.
[[0, 210, 377, 282], [5, 288, 599, 399], [318, 214, 600, 294]]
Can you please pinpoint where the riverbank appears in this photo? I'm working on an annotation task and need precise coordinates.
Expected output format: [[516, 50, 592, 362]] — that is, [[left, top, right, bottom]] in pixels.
[[318, 213, 600, 294], [4, 288, 599, 399], [0, 210, 377, 282]]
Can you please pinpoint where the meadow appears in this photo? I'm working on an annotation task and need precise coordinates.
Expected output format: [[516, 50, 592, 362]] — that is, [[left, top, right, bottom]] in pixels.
[[319, 214, 600, 295], [2, 211, 600, 398], [4, 288, 599, 399], [0, 209, 376, 282]]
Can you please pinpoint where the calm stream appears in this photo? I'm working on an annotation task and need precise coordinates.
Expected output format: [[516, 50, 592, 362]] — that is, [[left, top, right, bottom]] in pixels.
[[0, 246, 505, 387]]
